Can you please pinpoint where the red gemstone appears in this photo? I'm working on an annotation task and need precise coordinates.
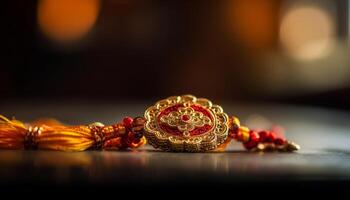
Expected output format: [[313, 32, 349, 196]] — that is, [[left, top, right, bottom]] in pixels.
[[181, 115, 190, 121]]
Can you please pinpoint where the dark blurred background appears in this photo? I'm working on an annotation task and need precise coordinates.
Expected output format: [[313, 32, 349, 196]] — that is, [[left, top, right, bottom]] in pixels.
[[2, 0, 350, 109]]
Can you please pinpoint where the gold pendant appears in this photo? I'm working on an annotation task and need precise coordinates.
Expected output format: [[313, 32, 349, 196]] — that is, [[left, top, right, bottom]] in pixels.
[[144, 95, 229, 152]]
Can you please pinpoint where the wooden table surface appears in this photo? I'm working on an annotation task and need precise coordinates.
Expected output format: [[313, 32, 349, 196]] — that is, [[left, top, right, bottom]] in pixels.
[[1, 100, 350, 190]]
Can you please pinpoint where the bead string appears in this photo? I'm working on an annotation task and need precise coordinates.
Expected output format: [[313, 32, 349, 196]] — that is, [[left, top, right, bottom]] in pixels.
[[88, 117, 146, 150], [228, 116, 299, 151]]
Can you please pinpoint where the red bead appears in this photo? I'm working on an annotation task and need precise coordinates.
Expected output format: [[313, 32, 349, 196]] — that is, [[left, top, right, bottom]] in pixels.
[[267, 132, 276, 142], [258, 131, 275, 143], [249, 130, 260, 142], [123, 117, 134, 129], [243, 131, 260, 150], [236, 131, 244, 141], [258, 131, 268, 142], [228, 123, 240, 139], [274, 138, 285, 146]]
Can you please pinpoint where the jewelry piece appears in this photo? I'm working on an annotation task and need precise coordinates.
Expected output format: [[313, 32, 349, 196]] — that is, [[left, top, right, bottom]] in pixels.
[[0, 95, 299, 152]]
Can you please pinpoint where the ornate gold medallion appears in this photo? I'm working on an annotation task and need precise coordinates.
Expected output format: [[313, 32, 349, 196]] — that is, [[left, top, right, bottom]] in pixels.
[[144, 95, 229, 152]]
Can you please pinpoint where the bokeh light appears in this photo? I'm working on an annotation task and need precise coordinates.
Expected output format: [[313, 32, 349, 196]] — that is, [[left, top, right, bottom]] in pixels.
[[279, 4, 335, 61], [37, 0, 100, 43], [226, 0, 277, 50]]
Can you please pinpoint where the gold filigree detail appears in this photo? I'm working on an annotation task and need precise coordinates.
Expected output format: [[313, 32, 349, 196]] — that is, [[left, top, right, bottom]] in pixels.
[[144, 95, 229, 152], [160, 107, 212, 137]]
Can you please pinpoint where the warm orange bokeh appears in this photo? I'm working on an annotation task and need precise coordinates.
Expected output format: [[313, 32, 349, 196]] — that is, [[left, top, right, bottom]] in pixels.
[[226, 0, 277, 50], [37, 0, 100, 43]]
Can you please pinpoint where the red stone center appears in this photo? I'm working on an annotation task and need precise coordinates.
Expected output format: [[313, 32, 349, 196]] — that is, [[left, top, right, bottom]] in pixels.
[[181, 115, 190, 122]]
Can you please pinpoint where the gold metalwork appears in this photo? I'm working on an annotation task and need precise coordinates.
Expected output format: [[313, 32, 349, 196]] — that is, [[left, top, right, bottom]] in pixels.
[[160, 107, 213, 137], [144, 95, 229, 152]]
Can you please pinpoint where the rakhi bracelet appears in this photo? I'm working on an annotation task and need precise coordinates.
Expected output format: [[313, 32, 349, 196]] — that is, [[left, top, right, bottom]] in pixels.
[[0, 95, 299, 152]]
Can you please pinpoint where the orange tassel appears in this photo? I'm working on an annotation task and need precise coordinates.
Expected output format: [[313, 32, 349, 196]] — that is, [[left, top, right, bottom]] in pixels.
[[0, 115, 146, 151], [0, 115, 28, 149]]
